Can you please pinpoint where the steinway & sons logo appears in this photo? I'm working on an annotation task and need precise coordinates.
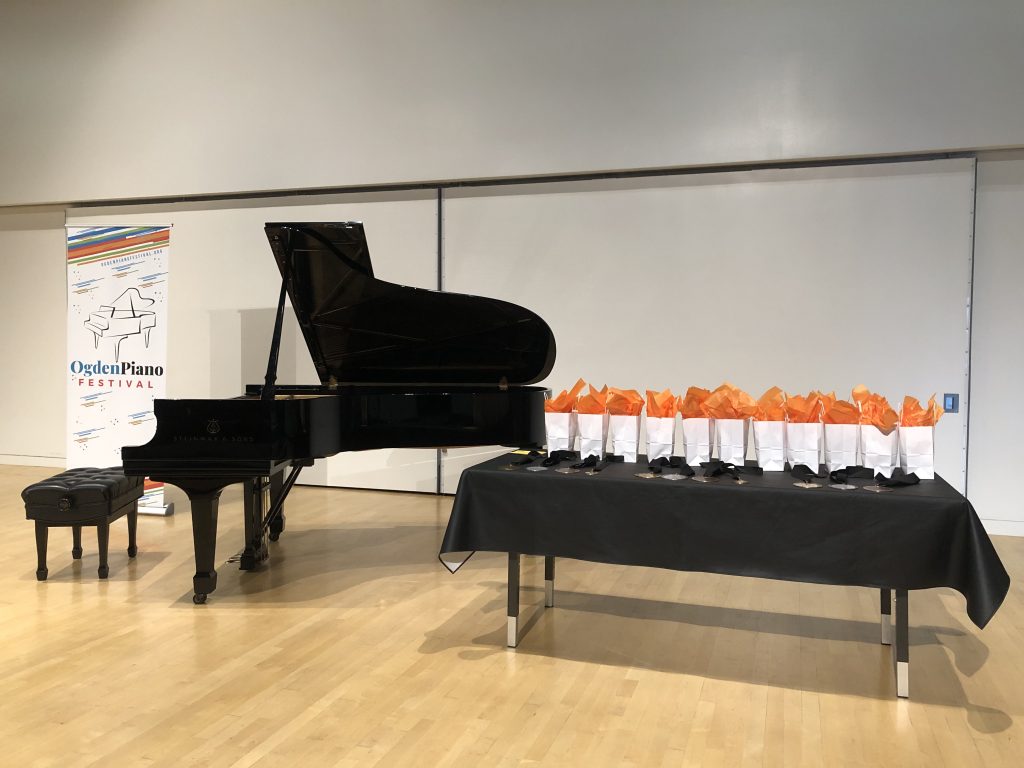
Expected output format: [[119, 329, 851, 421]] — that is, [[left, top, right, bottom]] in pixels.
[[70, 359, 165, 389]]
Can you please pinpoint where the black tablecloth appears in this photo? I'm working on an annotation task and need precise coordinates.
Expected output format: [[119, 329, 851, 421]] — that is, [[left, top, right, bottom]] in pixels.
[[439, 454, 1009, 629]]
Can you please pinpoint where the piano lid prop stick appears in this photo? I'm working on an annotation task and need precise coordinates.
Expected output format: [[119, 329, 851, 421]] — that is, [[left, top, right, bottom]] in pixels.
[[262, 278, 289, 402]]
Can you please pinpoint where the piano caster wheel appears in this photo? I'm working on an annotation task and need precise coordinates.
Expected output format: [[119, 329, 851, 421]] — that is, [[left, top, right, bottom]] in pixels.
[[269, 532, 280, 542], [193, 593, 208, 605]]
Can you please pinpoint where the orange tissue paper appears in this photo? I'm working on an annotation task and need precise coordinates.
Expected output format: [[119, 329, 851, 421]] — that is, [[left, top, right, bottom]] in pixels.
[[901, 395, 944, 427], [607, 387, 644, 416], [544, 378, 586, 413], [576, 384, 608, 415], [754, 386, 786, 421], [646, 388, 676, 418], [678, 386, 712, 419], [702, 382, 757, 420], [822, 393, 860, 425], [785, 391, 825, 423], [852, 385, 898, 434]]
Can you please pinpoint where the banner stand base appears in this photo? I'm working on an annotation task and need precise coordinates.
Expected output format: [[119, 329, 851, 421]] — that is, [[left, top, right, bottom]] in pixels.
[[138, 501, 174, 517]]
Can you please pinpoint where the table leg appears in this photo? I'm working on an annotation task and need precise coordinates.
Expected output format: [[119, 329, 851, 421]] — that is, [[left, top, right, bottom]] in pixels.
[[880, 588, 892, 645], [895, 589, 909, 698], [544, 556, 555, 608], [507, 553, 520, 648]]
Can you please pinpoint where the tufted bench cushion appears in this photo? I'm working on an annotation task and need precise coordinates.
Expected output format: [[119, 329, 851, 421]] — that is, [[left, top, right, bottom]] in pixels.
[[23, 467, 143, 523]]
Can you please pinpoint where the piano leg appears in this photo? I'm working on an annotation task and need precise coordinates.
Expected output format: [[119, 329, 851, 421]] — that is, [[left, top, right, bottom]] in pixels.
[[187, 488, 222, 604], [240, 477, 270, 571], [268, 467, 285, 542]]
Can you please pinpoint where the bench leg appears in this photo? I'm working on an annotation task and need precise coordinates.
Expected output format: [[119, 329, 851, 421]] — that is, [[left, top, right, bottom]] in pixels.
[[544, 556, 555, 608], [507, 553, 520, 648], [97, 520, 110, 579], [72, 525, 83, 559], [880, 588, 892, 645], [127, 506, 138, 558], [35, 521, 48, 581]]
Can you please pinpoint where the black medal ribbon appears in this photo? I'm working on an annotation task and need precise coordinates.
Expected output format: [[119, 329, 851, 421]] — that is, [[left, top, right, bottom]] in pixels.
[[541, 450, 577, 467], [828, 465, 874, 484], [877, 469, 920, 487], [702, 460, 764, 479], [647, 456, 688, 474], [790, 464, 826, 481], [510, 450, 544, 466], [571, 454, 624, 473]]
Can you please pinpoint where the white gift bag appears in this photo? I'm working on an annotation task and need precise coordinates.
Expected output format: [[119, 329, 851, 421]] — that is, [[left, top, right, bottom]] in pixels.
[[823, 423, 860, 471], [715, 418, 748, 465], [786, 422, 822, 470], [609, 414, 641, 462], [646, 415, 675, 462], [752, 421, 786, 471], [681, 417, 713, 466], [899, 425, 935, 479], [544, 411, 577, 455], [861, 425, 899, 478], [577, 412, 609, 459]]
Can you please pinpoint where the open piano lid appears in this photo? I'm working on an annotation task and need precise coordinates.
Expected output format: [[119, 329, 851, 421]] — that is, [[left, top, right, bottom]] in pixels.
[[265, 222, 556, 387]]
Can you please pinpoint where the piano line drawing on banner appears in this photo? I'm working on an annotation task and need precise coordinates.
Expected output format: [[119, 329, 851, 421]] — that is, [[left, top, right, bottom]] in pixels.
[[84, 287, 157, 363]]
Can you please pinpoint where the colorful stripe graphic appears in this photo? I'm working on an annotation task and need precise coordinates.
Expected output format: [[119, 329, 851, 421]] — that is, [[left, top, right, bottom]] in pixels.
[[68, 226, 170, 265]]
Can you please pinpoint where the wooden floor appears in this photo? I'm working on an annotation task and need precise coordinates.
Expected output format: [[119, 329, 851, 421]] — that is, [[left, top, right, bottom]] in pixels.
[[2, 465, 1023, 767]]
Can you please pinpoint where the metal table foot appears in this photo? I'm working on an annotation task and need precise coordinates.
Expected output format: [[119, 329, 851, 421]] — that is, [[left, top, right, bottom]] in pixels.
[[880, 588, 892, 645], [507, 553, 520, 648], [894, 588, 909, 698], [544, 556, 555, 608]]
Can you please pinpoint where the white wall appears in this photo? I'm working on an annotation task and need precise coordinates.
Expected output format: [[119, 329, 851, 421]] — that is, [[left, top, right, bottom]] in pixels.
[[2, 1, 1024, 206], [0, 208, 67, 465], [969, 153, 1024, 534]]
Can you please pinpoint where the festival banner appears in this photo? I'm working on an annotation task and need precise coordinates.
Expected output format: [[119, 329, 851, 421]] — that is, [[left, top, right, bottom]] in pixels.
[[66, 225, 172, 514]]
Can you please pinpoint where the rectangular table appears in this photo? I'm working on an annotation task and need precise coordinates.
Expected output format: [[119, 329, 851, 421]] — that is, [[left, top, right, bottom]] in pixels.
[[439, 454, 1010, 698]]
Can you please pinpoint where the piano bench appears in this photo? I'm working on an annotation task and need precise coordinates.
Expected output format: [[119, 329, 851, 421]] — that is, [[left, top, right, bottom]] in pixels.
[[22, 468, 144, 581]]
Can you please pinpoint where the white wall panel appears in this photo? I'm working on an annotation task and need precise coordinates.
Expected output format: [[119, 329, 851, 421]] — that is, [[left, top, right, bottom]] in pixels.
[[969, 154, 1024, 532], [0, 208, 67, 465], [442, 160, 974, 493], [67, 191, 439, 491], [3, 1, 1024, 205]]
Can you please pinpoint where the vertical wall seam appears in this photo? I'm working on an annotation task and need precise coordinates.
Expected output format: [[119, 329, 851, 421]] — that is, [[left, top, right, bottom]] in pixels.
[[964, 157, 978, 497]]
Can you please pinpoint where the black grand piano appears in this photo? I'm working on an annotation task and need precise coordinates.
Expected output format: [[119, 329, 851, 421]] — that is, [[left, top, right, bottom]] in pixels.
[[122, 222, 554, 603]]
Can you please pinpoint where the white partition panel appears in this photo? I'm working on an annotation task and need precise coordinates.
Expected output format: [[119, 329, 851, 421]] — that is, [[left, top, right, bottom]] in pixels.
[[969, 154, 1024, 533], [442, 160, 975, 493], [68, 191, 439, 492]]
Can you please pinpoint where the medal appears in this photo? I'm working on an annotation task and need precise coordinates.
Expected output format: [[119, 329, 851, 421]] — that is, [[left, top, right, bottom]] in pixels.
[[863, 484, 893, 493]]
